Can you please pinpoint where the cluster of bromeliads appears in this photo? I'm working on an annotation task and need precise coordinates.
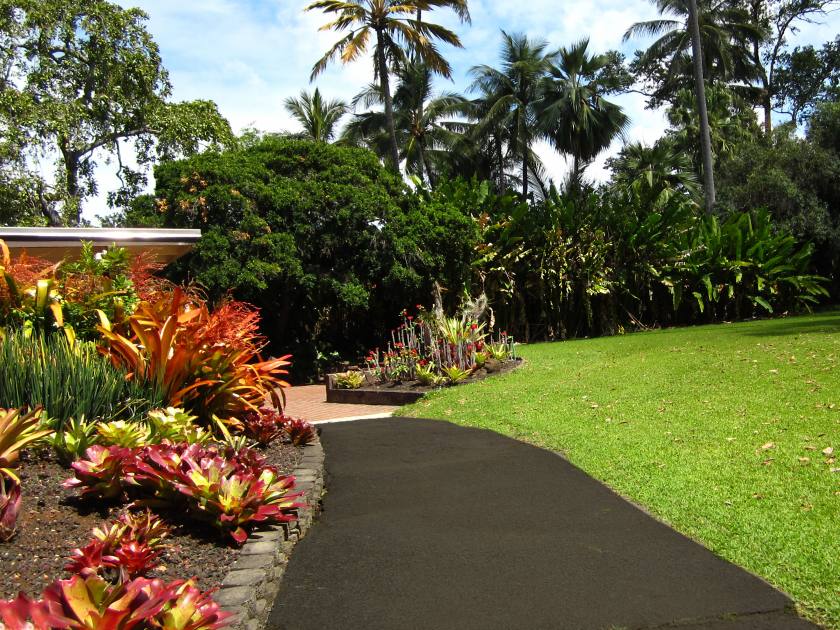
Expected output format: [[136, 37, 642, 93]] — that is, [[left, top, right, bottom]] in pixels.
[[335, 298, 517, 389], [0, 241, 313, 629]]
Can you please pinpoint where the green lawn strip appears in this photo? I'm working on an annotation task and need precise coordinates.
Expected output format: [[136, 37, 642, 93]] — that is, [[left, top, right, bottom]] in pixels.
[[402, 311, 840, 628]]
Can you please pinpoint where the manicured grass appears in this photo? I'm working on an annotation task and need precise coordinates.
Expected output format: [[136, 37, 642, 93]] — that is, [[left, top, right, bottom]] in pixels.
[[402, 310, 840, 628]]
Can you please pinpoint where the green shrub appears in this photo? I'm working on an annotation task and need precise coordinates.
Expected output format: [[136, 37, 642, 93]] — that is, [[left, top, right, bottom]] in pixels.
[[0, 331, 162, 428]]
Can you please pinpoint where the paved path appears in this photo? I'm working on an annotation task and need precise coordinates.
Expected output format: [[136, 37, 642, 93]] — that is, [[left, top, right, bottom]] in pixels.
[[283, 385, 399, 422], [268, 418, 819, 630]]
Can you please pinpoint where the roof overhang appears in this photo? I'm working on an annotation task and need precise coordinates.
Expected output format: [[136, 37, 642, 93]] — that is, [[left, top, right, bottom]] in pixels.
[[0, 228, 201, 264]]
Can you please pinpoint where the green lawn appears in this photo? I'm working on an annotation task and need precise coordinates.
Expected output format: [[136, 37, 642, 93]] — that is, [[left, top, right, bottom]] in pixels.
[[402, 311, 840, 628]]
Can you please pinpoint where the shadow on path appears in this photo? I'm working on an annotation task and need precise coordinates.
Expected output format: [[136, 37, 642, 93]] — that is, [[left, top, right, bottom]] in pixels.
[[268, 418, 818, 630]]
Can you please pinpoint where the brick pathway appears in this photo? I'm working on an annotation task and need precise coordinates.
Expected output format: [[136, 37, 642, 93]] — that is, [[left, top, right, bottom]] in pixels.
[[282, 385, 399, 422]]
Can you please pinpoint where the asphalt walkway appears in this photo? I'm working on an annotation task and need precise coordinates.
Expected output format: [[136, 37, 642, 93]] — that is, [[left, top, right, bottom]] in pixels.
[[268, 418, 818, 630]]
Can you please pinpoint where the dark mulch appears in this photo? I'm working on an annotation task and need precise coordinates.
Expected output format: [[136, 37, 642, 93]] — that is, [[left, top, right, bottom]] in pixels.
[[1, 441, 301, 600]]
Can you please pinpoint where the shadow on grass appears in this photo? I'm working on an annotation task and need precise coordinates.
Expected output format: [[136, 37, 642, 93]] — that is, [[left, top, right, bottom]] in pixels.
[[736, 310, 840, 337]]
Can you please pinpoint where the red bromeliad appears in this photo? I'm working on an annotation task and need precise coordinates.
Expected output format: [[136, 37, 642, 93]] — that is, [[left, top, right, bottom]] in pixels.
[[65, 443, 305, 545], [0, 575, 232, 630]]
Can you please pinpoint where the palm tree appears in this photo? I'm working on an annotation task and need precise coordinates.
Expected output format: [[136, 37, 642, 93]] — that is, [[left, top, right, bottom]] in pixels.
[[283, 88, 347, 142], [609, 139, 700, 203], [306, 0, 469, 170], [624, 0, 763, 104], [469, 32, 557, 199], [342, 62, 468, 186], [537, 39, 629, 188]]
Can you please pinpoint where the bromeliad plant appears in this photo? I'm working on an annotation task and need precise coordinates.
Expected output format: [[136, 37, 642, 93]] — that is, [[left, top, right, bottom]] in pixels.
[[240, 409, 286, 446], [147, 408, 210, 445], [97, 289, 291, 422], [0, 406, 52, 482], [0, 574, 232, 630], [282, 418, 316, 447], [64, 443, 305, 545], [66, 510, 170, 581]]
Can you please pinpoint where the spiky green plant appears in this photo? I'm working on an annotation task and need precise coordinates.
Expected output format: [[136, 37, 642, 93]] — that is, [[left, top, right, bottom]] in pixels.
[[0, 330, 163, 428], [97, 421, 151, 449]]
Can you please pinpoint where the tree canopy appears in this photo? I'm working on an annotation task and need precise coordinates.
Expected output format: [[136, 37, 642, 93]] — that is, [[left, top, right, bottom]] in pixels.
[[0, 0, 234, 226]]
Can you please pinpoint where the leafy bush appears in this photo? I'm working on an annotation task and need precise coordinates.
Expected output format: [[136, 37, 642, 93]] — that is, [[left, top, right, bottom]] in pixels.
[[0, 330, 163, 428], [136, 139, 479, 377], [97, 421, 152, 449], [415, 363, 441, 386], [64, 445, 133, 500]]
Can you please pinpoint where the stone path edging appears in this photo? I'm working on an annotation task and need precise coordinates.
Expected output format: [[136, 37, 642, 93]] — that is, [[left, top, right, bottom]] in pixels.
[[215, 435, 326, 630]]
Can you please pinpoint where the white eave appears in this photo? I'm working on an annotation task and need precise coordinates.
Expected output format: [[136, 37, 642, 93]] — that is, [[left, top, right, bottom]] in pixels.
[[0, 228, 201, 264]]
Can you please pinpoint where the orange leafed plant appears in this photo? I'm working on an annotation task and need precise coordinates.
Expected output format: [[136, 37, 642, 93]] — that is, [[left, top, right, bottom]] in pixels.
[[97, 288, 290, 421]]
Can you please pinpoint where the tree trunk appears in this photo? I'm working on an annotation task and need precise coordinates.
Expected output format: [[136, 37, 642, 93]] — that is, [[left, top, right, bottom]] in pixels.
[[375, 38, 401, 170], [763, 92, 773, 134], [58, 139, 81, 226], [687, 0, 716, 214], [420, 142, 436, 188], [522, 150, 529, 200], [496, 136, 505, 192]]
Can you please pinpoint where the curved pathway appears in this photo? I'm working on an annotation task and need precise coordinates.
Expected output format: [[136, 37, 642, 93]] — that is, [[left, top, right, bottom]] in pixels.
[[268, 418, 818, 629]]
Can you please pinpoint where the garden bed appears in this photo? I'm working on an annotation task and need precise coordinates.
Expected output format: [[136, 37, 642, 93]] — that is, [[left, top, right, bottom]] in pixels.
[[1, 441, 302, 601], [327, 358, 524, 405]]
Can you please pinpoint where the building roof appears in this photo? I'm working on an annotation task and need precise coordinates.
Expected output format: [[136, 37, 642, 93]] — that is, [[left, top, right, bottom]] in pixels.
[[0, 227, 201, 264]]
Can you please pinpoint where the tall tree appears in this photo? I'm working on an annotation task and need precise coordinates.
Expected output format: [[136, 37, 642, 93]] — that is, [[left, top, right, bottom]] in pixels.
[[748, 0, 838, 134], [0, 0, 234, 226], [624, 0, 763, 106], [342, 62, 468, 185], [538, 39, 629, 187], [774, 38, 840, 126], [744, 0, 838, 133], [470, 32, 557, 200], [307, 0, 469, 170], [608, 139, 701, 203], [687, 0, 716, 213], [284, 88, 347, 142]]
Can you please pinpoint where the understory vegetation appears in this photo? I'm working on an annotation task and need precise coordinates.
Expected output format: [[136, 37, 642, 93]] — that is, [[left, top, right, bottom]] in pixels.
[[403, 311, 840, 628]]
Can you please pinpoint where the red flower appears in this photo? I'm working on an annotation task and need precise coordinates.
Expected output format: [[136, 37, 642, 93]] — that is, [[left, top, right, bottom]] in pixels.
[[470, 324, 477, 330]]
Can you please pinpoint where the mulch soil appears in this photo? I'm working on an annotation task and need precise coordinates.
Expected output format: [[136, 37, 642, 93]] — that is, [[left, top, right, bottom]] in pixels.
[[1, 440, 301, 600]]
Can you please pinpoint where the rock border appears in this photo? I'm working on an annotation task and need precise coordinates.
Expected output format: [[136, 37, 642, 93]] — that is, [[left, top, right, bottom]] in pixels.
[[215, 434, 325, 630]]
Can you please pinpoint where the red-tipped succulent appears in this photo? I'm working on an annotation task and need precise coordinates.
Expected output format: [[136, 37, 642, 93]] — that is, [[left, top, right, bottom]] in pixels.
[[63, 445, 134, 500]]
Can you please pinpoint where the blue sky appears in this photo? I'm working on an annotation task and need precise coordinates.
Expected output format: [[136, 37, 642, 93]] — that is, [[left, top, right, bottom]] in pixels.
[[91, 0, 840, 220]]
